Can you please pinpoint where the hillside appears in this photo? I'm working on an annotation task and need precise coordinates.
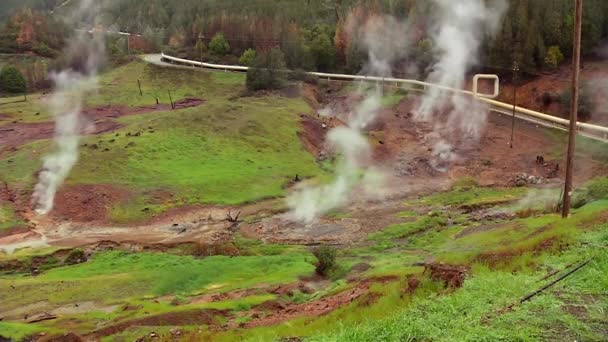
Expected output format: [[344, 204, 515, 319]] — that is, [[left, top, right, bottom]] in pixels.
[[0, 56, 607, 341], [1, 1, 608, 341]]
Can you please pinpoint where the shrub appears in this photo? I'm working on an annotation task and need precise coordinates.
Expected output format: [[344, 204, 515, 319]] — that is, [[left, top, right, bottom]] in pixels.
[[287, 69, 318, 84], [572, 177, 608, 209], [544, 46, 564, 70], [0, 66, 27, 94], [32, 43, 56, 58], [313, 245, 337, 276], [239, 48, 257, 67], [560, 82, 594, 121], [209, 32, 230, 56], [246, 48, 287, 91]]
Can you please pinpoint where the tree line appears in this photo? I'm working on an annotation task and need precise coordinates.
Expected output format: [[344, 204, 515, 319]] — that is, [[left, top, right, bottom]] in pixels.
[[3, 0, 608, 83]]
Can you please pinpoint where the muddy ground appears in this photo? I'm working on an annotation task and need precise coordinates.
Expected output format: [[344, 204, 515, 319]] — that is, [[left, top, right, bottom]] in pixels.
[[1, 86, 606, 253]]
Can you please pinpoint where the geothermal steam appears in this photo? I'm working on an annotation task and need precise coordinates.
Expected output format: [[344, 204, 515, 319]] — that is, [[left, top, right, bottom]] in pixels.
[[32, 0, 105, 215], [415, 0, 507, 168], [288, 17, 411, 223]]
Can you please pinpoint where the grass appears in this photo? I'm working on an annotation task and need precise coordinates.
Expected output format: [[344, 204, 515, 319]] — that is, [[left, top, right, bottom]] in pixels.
[[0, 250, 315, 337], [0, 251, 314, 308], [419, 185, 526, 207], [0, 322, 55, 341], [0, 60, 325, 222], [313, 215, 608, 342], [0, 204, 25, 231], [546, 128, 608, 162], [0, 94, 51, 124], [1, 185, 607, 341], [367, 215, 448, 251]]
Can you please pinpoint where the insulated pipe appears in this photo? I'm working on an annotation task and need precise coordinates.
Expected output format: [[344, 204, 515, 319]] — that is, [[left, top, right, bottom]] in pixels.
[[159, 53, 608, 137]]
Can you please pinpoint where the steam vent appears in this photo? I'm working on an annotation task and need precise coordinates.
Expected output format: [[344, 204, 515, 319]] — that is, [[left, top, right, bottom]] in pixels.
[[1, 0, 607, 341]]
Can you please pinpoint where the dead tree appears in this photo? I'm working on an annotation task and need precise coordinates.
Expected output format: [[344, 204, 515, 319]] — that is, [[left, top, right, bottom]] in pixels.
[[226, 209, 241, 223]]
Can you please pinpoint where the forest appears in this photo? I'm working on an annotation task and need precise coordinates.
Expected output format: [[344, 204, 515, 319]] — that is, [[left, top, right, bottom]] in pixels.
[[2, 0, 608, 76]]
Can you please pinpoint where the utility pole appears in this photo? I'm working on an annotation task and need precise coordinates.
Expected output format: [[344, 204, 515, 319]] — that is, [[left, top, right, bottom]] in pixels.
[[510, 61, 519, 148], [562, 0, 583, 218]]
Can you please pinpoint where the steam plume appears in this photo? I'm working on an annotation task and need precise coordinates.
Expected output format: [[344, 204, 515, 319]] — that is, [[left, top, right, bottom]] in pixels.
[[415, 0, 507, 169], [32, 0, 106, 215], [288, 16, 411, 223]]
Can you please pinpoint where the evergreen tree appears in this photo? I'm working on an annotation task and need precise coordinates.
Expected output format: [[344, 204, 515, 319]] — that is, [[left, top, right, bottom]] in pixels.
[[0, 66, 27, 94], [246, 48, 287, 91], [209, 32, 230, 55], [239, 48, 257, 66]]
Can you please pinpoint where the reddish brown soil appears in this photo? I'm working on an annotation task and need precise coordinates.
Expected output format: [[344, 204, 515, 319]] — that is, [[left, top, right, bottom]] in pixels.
[[375, 98, 570, 186], [87, 309, 226, 338], [404, 275, 421, 295], [245, 276, 398, 328], [497, 61, 608, 126], [424, 263, 469, 288], [474, 237, 559, 269], [297, 114, 343, 156], [0, 99, 205, 154], [49, 184, 132, 223]]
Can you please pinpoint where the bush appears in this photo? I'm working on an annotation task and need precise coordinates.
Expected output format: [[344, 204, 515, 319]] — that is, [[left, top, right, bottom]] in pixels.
[[313, 245, 337, 276], [544, 46, 564, 70], [209, 32, 230, 56], [239, 48, 257, 67], [246, 48, 287, 91], [287, 69, 318, 84], [572, 177, 608, 209], [560, 82, 594, 121], [0, 66, 27, 94], [32, 43, 56, 58]]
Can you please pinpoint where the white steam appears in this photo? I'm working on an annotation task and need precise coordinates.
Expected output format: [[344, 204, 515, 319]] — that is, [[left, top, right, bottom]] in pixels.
[[287, 17, 411, 223], [415, 0, 507, 170], [32, 0, 106, 215]]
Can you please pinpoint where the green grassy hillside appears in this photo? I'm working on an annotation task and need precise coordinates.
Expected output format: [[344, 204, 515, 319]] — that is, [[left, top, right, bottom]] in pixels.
[[0, 60, 324, 222]]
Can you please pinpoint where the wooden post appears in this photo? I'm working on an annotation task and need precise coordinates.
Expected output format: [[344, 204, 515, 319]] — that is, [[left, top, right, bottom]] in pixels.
[[562, 0, 583, 218], [168, 90, 174, 109], [137, 80, 143, 96], [509, 62, 519, 149]]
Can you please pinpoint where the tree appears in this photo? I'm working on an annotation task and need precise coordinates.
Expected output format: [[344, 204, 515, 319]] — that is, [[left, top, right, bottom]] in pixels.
[[345, 40, 365, 73], [0, 66, 26, 94], [544, 45, 564, 70], [246, 48, 287, 91], [306, 26, 336, 71], [209, 32, 230, 55], [194, 38, 207, 58], [239, 48, 257, 66]]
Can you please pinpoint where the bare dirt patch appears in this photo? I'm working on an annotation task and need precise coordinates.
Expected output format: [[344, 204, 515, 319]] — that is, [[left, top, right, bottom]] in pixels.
[[47, 184, 131, 223], [424, 263, 469, 288], [245, 276, 398, 328], [87, 308, 227, 338]]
